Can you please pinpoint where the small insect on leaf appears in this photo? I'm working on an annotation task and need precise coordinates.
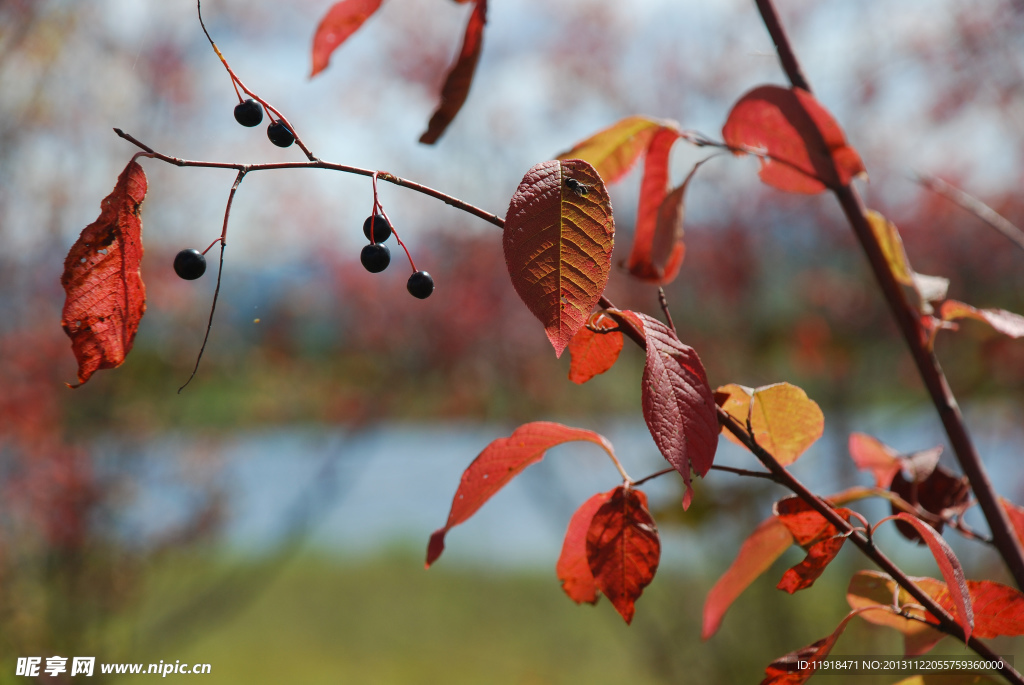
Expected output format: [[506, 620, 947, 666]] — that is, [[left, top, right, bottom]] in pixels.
[[504, 159, 615, 357]]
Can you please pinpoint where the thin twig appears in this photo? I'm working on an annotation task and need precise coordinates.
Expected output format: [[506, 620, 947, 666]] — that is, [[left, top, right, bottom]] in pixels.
[[657, 288, 676, 333], [115, 129, 505, 229], [916, 173, 1024, 255], [178, 169, 247, 393], [754, 0, 1024, 590]]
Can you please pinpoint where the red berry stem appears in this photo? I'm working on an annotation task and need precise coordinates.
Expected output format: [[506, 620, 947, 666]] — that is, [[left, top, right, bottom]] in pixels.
[[378, 206, 417, 272], [200, 236, 223, 256]]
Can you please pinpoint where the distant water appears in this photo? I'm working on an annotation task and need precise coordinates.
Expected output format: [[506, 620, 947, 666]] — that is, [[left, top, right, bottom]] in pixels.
[[112, 403, 1024, 571]]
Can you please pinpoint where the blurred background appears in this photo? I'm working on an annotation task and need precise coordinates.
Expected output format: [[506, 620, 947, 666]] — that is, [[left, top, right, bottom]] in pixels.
[[2, 0, 1024, 682]]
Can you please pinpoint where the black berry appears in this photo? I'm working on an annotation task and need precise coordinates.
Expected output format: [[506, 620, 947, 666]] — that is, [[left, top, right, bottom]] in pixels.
[[173, 248, 207, 280], [267, 121, 295, 148], [407, 271, 434, 299], [233, 99, 263, 127], [360, 243, 391, 273], [362, 214, 393, 243]]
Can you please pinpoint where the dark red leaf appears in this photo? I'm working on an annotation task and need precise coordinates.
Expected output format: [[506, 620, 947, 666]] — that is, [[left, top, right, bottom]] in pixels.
[[310, 0, 384, 77], [723, 85, 865, 194], [426, 421, 617, 567], [890, 464, 969, 541], [625, 127, 678, 282], [773, 497, 852, 593], [556, 490, 613, 604], [419, 0, 487, 144], [504, 159, 615, 357], [761, 610, 865, 685], [702, 516, 793, 639], [586, 486, 660, 624], [60, 160, 148, 387], [567, 312, 623, 384], [884, 513, 974, 642], [632, 312, 717, 510]]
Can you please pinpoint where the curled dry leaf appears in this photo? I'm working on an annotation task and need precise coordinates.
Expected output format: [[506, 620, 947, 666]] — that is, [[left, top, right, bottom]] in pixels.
[[632, 312, 718, 509], [939, 299, 1024, 339], [890, 463, 969, 541], [556, 116, 671, 184], [586, 486, 660, 624], [567, 311, 623, 384], [504, 159, 614, 357], [61, 160, 148, 387], [419, 0, 487, 144], [722, 85, 865, 194], [310, 0, 384, 77], [773, 497, 852, 593], [426, 421, 617, 567], [556, 489, 613, 605], [866, 209, 914, 286], [717, 383, 824, 465], [702, 515, 793, 639]]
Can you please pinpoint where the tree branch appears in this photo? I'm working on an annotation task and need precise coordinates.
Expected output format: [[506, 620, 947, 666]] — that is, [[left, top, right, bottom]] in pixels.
[[753, 0, 1024, 590]]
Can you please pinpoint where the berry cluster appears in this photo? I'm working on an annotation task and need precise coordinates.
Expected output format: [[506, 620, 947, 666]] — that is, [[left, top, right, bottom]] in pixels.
[[359, 213, 434, 299], [233, 97, 293, 148]]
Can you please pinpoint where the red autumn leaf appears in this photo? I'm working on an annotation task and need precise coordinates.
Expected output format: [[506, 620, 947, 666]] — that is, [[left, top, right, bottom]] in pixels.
[[567, 312, 623, 384], [848, 432, 902, 488], [890, 464, 969, 541], [1001, 497, 1024, 549], [939, 299, 1024, 339], [773, 497, 852, 593], [881, 513, 974, 642], [586, 486, 660, 624], [61, 160, 148, 387], [309, 0, 384, 77], [722, 85, 865, 194], [504, 159, 615, 357], [846, 571, 946, 656], [625, 127, 679, 282], [761, 609, 866, 685], [962, 579, 1024, 639], [556, 489, 613, 605], [419, 0, 486, 144], [426, 421, 617, 567], [702, 516, 793, 639], [556, 116, 670, 184], [633, 312, 718, 510]]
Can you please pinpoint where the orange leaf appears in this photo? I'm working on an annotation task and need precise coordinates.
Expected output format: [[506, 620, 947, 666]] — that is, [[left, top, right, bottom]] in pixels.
[[419, 0, 486, 144], [625, 127, 679, 282], [634, 312, 718, 509], [940, 299, 1024, 339], [425, 421, 616, 567], [761, 609, 866, 684], [848, 432, 902, 489], [556, 116, 670, 185], [309, 0, 384, 77], [846, 570, 946, 656], [556, 490, 613, 605], [883, 513, 974, 642], [586, 486, 660, 624], [716, 383, 824, 465], [865, 209, 915, 286], [722, 85, 865, 194], [773, 497, 852, 593], [61, 160, 147, 387], [567, 312, 623, 384], [702, 516, 793, 639], [504, 159, 615, 357]]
